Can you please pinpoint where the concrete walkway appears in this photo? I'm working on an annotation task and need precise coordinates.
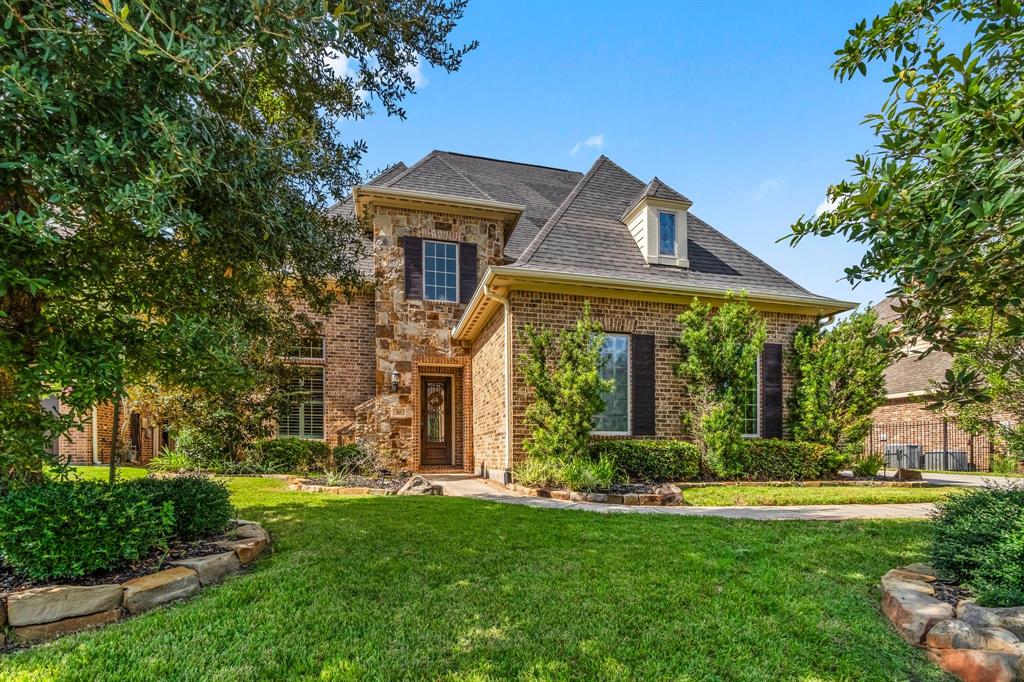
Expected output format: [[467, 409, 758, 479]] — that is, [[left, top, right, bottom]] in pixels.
[[427, 474, 936, 521], [877, 470, 1022, 488]]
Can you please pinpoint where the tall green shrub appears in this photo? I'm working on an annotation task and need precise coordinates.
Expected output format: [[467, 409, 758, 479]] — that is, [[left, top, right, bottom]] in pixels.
[[518, 303, 611, 462], [789, 310, 895, 456], [675, 293, 766, 477]]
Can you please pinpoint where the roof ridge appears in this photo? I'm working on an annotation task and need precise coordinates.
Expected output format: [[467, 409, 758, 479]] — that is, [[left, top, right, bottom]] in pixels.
[[515, 155, 612, 266], [438, 150, 581, 175], [434, 153, 496, 201]]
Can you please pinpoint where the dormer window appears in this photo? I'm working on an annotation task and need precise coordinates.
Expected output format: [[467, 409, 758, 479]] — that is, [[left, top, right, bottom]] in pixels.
[[658, 212, 677, 256]]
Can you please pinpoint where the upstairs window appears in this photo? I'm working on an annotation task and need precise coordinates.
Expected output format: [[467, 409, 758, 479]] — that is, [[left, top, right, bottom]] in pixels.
[[593, 334, 630, 434], [278, 367, 325, 439], [423, 240, 458, 302], [288, 336, 324, 360], [658, 212, 677, 257]]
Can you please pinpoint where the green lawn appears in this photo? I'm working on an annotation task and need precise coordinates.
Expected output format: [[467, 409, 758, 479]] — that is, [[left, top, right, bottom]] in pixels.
[[684, 484, 960, 507], [0, 476, 950, 681]]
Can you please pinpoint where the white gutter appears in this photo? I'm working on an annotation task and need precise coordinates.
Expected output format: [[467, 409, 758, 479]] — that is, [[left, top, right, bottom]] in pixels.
[[91, 405, 101, 465], [483, 284, 514, 474]]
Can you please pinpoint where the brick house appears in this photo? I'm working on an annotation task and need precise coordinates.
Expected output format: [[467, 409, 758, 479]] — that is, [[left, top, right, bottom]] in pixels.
[[63, 151, 854, 479]]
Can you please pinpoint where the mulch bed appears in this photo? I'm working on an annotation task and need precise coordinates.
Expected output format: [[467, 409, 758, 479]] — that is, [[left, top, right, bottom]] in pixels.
[[0, 532, 235, 593], [302, 473, 407, 492]]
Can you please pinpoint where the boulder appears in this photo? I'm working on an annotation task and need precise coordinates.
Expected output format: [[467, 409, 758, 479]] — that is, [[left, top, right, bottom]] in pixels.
[[7, 584, 122, 627], [902, 563, 938, 580], [654, 484, 683, 505], [397, 475, 442, 496], [958, 602, 1024, 638], [122, 567, 200, 615], [895, 468, 923, 481], [926, 618, 1024, 655], [234, 523, 270, 543], [881, 570, 935, 596], [13, 607, 120, 644], [882, 586, 954, 645], [928, 648, 1020, 682], [170, 551, 241, 586], [214, 536, 267, 564]]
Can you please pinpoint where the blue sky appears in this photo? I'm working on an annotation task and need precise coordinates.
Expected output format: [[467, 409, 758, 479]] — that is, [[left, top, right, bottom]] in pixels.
[[340, 0, 898, 308]]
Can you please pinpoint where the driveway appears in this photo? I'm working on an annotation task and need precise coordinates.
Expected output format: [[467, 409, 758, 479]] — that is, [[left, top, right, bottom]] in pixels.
[[430, 474, 936, 521], [877, 470, 1022, 488]]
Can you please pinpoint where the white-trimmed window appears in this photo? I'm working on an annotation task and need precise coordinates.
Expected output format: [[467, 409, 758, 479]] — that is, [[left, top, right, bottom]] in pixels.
[[594, 334, 630, 434], [423, 240, 458, 302], [658, 212, 677, 256], [741, 359, 760, 437], [288, 336, 324, 359], [278, 367, 325, 439]]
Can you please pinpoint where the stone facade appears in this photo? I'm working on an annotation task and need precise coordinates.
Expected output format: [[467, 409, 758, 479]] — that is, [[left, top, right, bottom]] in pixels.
[[502, 291, 815, 469]]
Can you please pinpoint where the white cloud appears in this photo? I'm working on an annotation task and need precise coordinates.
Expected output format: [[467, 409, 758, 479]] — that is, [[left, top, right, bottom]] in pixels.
[[815, 193, 841, 217], [404, 56, 428, 88], [751, 178, 783, 202], [569, 133, 605, 156]]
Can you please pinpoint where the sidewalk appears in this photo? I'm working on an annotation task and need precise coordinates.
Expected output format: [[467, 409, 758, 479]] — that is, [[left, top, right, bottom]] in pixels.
[[428, 474, 935, 521]]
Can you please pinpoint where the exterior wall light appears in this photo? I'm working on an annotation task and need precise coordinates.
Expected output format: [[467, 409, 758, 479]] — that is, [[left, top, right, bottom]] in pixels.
[[390, 369, 400, 393]]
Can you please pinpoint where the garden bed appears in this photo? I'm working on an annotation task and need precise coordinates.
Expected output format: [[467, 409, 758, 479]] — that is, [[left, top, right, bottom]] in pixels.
[[288, 473, 441, 496], [506, 482, 682, 506], [0, 520, 270, 651]]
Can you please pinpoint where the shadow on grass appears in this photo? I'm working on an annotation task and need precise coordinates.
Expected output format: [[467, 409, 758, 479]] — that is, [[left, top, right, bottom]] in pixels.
[[0, 480, 947, 681]]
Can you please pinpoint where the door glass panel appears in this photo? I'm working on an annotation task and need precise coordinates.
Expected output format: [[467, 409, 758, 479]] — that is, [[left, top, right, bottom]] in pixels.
[[426, 381, 446, 442]]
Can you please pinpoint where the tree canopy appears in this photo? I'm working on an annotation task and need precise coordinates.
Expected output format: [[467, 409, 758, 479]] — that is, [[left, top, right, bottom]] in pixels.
[[788, 1, 1024, 350], [0, 0, 475, 480]]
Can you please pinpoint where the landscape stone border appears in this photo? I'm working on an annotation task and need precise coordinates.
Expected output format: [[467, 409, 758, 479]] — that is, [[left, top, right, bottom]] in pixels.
[[0, 520, 269, 650], [506, 482, 683, 506], [288, 474, 442, 496], [880, 563, 1024, 682]]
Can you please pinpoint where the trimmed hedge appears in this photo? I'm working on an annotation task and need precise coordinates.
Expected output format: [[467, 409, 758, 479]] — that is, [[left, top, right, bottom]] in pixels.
[[592, 440, 701, 482], [248, 437, 333, 473], [0, 480, 173, 580], [128, 474, 233, 540], [722, 439, 846, 481], [931, 483, 1024, 607]]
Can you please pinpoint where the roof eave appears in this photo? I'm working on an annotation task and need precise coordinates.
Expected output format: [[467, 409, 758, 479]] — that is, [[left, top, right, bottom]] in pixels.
[[353, 185, 525, 220]]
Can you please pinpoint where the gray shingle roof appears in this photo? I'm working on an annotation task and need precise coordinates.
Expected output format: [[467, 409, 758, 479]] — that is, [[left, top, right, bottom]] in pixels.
[[622, 177, 691, 219], [871, 296, 954, 396], [512, 156, 822, 301]]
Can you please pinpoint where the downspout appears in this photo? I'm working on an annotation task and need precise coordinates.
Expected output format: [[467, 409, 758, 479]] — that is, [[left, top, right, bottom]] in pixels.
[[483, 284, 513, 479], [91, 406, 101, 465]]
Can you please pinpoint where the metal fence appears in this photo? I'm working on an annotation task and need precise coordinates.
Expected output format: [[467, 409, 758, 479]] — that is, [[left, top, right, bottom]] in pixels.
[[865, 419, 1002, 472]]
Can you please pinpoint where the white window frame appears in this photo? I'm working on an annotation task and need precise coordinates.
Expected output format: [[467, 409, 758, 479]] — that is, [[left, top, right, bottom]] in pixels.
[[593, 333, 631, 436], [741, 356, 761, 438], [277, 366, 325, 440], [657, 211, 678, 257], [422, 239, 459, 303]]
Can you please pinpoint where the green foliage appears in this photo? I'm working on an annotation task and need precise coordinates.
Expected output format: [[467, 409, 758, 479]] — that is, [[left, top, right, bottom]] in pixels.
[[789, 2, 1024, 367], [519, 302, 612, 462], [931, 484, 1024, 607], [991, 455, 1020, 476], [0, 480, 173, 580], [721, 440, 847, 481], [853, 453, 885, 478], [0, 0, 475, 480], [127, 475, 233, 541], [675, 293, 766, 476], [512, 458, 563, 489], [789, 310, 896, 455], [248, 438, 333, 474], [148, 450, 202, 473], [561, 456, 616, 492], [592, 439, 702, 482]]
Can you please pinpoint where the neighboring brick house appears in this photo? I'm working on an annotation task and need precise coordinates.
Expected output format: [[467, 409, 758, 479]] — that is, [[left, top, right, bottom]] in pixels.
[[61, 151, 854, 480]]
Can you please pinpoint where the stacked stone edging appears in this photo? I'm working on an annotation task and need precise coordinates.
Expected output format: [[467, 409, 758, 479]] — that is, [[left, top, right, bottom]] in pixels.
[[287, 474, 442, 496], [0, 520, 269, 650], [506, 483, 683, 506], [880, 563, 1024, 682]]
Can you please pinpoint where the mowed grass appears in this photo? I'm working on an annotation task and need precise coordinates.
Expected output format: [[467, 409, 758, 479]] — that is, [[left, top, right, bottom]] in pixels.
[[684, 484, 960, 507], [0, 476, 950, 681]]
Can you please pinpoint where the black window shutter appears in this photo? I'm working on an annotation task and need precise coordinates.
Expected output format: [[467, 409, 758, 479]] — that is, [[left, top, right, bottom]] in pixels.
[[458, 242, 477, 304], [631, 334, 656, 436], [761, 343, 783, 438], [404, 237, 423, 300]]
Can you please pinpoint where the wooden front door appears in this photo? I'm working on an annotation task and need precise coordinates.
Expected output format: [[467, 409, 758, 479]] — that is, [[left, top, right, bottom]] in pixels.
[[420, 376, 452, 466]]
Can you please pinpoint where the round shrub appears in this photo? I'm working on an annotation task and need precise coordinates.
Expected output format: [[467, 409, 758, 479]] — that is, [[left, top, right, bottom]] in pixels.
[[931, 483, 1024, 606], [0, 480, 173, 581], [128, 474, 233, 541], [592, 440, 701, 482]]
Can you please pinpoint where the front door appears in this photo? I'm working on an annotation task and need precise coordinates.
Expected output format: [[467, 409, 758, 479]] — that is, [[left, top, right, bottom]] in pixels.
[[420, 376, 452, 466]]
